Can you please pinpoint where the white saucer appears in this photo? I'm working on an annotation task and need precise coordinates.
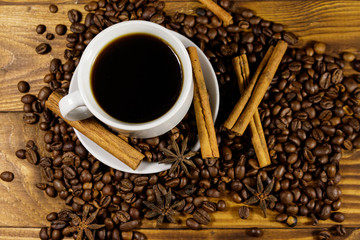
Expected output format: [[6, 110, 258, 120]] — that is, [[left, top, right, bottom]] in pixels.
[[69, 30, 219, 174]]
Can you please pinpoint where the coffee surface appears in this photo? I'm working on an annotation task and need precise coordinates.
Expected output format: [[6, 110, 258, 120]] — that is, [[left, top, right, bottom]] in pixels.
[[91, 33, 182, 123]]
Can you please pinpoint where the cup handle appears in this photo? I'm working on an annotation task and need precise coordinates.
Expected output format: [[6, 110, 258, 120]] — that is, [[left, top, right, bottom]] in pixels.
[[59, 91, 93, 121]]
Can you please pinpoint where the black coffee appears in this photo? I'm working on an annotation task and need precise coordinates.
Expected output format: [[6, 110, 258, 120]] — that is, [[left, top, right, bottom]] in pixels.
[[91, 33, 182, 123]]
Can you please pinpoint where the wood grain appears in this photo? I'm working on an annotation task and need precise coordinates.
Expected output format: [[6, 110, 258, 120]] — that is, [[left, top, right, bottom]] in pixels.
[[1, 1, 360, 111], [0, 227, 359, 240], [0, 113, 63, 227]]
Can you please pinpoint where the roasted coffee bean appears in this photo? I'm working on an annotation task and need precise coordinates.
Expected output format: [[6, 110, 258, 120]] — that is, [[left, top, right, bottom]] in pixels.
[[51, 220, 67, 230], [70, 23, 86, 34], [352, 60, 360, 72], [21, 94, 37, 105], [68, 9, 81, 23], [238, 206, 250, 219], [193, 208, 211, 225], [279, 190, 293, 205], [282, 31, 298, 45], [275, 213, 288, 222], [35, 42, 51, 54], [38, 87, 52, 101], [17, 81, 30, 93], [314, 42, 326, 54], [15, 149, 26, 159], [193, 196, 208, 207], [186, 218, 201, 230], [49, 4, 58, 13], [142, 7, 156, 20], [248, 227, 262, 237], [0, 171, 14, 182], [63, 166, 76, 179], [46, 33, 54, 40], [335, 225, 346, 236], [36, 24, 46, 34], [326, 185, 340, 200], [319, 230, 331, 240], [319, 204, 332, 220], [319, 72, 331, 89], [116, 210, 131, 223], [217, 200, 226, 211], [332, 212, 345, 222], [55, 24, 67, 35], [25, 148, 38, 164], [45, 185, 57, 197], [286, 215, 297, 227], [202, 201, 217, 213], [119, 220, 140, 231]]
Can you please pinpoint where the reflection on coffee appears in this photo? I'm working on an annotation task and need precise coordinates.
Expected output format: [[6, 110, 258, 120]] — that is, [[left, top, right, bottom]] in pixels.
[[91, 33, 183, 123]]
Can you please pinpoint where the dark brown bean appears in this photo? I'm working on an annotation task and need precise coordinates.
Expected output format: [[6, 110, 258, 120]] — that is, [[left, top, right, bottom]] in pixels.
[[36, 24, 46, 34], [332, 212, 345, 222], [49, 4, 58, 13], [238, 206, 250, 219], [55, 24, 67, 35], [0, 171, 14, 182], [186, 218, 201, 230]]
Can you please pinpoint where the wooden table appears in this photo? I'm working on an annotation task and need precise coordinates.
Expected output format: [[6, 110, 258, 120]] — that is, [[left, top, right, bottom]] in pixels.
[[1, 0, 360, 239]]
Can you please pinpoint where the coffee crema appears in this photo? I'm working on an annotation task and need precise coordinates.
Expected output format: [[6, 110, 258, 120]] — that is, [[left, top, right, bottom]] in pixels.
[[91, 33, 183, 123]]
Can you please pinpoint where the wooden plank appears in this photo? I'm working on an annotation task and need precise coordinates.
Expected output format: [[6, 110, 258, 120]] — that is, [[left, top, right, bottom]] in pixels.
[[0, 227, 359, 240], [1, 1, 360, 111], [0, 113, 64, 227], [1, 112, 360, 229]]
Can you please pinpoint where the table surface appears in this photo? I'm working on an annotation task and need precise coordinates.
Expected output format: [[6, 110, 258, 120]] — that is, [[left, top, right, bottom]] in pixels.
[[1, 0, 360, 239]]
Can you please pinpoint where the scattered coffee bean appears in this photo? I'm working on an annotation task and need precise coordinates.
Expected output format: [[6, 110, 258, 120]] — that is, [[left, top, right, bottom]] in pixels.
[[36, 24, 46, 34], [0, 171, 14, 182], [186, 218, 201, 230], [238, 206, 250, 219], [39, 227, 49, 240], [15, 149, 26, 159], [352, 60, 360, 72], [68, 9, 82, 23], [17, 81, 30, 93], [335, 225, 346, 236], [217, 200, 226, 211], [342, 52, 355, 62], [49, 4, 58, 13], [318, 230, 331, 240], [248, 227, 262, 237], [35, 43, 50, 54], [332, 212, 345, 222], [314, 42, 326, 54], [275, 213, 288, 222], [55, 24, 67, 35], [46, 33, 54, 40], [193, 208, 211, 225], [286, 216, 297, 227]]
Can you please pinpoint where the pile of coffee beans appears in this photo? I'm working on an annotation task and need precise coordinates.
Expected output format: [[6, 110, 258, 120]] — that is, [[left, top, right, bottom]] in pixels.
[[14, 0, 358, 239]]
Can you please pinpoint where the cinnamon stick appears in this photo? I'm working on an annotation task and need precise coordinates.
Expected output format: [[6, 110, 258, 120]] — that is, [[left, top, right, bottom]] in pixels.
[[234, 54, 271, 168], [239, 54, 270, 165], [188, 46, 219, 159], [223, 45, 275, 130], [45, 92, 144, 170], [232, 40, 288, 135], [197, 0, 233, 26]]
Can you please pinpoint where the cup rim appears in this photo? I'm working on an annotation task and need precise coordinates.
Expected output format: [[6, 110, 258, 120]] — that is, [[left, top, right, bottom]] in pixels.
[[78, 20, 193, 132]]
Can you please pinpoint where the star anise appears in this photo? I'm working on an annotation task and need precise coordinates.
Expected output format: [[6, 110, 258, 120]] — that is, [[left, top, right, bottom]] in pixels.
[[143, 187, 184, 224], [66, 205, 105, 240], [159, 137, 197, 177], [244, 175, 277, 218]]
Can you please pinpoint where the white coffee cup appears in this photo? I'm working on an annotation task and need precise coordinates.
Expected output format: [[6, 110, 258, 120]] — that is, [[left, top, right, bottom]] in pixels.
[[59, 21, 193, 139]]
